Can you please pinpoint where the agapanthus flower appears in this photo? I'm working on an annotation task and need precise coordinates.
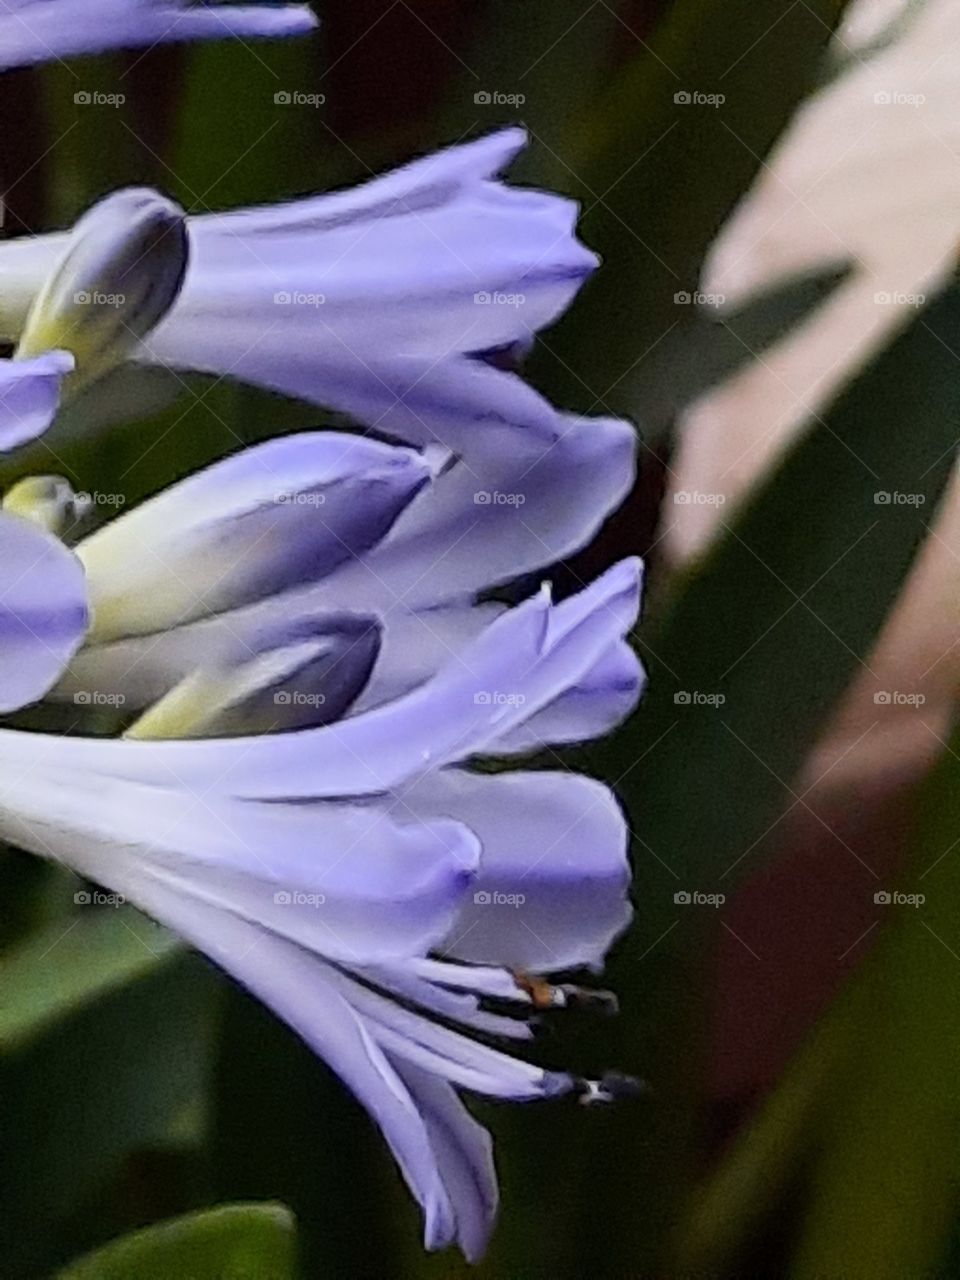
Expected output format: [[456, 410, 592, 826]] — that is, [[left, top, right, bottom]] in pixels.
[[0, 129, 603, 463], [0, 0, 316, 71], [36, 423, 638, 722], [0, 188, 189, 450], [0, 497, 641, 1254]]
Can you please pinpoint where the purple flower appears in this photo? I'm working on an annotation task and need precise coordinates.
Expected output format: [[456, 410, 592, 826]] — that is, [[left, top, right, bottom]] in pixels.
[[0, 558, 641, 1259], [0, 507, 87, 711], [52, 426, 638, 730], [0, 130, 603, 464], [0, 0, 316, 70]]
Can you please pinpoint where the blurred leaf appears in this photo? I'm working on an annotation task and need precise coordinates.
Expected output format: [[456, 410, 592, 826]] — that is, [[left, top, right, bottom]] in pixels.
[[573, 280, 960, 1275], [0, 903, 180, 1051], [171, 34, 324, 209], [633, 261, 853, 430], [439, 0, 618, 190], [676, 985, 848, 1274], [790, 720, 960, 1279], [0, 907, 218, 1276], [535, 0, 851, 415], [211, 984, 406, 1276], [54, 1202, 296, 1280]]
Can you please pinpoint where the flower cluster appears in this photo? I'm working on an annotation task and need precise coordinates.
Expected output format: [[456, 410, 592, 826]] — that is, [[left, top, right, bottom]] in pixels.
[[0, 6, 642, 1260]]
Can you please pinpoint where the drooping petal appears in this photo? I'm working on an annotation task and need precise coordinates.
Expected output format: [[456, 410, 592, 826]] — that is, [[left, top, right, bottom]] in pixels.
[[491, 639, 644, 755], [125, 612, 381, 738], [0, 0, 317, 71], [390, 1059, 498, 1264], [7, 559, 642, 796], [143, 128, 595, 412], [403, 769, 632, 973], [69, 872, 460, 1253], [309, 415, 637, 612], [0, 510, 88, 713], [78, 433, 433, 641], [0, 762, 479, 965], [0, 350, 73, 450]]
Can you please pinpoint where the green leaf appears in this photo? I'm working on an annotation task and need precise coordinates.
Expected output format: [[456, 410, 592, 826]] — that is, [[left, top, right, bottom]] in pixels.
[[632, 261, 852, 432], [211, 984, 407, 1275], [0, 904, 180, 1052], [573, 280, 960, 1275], [0, 906, 218, 1276], [54, 1203, 297, 1280], [534, 0, 851, 415], [790, 721, 960, 1279]]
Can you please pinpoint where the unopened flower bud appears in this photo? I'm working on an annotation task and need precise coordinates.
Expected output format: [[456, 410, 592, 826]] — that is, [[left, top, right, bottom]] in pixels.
[[3, 474, 90, 538], [15, 188, 189, 396]]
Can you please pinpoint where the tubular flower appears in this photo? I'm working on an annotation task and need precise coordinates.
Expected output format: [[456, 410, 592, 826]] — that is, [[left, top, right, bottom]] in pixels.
[[0, 130, 605, 463], [0, 0, 316, 70], [44, 425, 638, 722], [0, 557, 642, 1259], [0, 189, 188, 451]]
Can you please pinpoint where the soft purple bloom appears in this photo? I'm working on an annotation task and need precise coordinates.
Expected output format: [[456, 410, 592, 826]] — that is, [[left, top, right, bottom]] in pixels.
[[0, 507, 87, 711], [0, 130, 602, 464], [56, 426, 638, 726], [0, 350, 73, 450], [0, 0, 316, 70], [0, 559, 640, 1258]]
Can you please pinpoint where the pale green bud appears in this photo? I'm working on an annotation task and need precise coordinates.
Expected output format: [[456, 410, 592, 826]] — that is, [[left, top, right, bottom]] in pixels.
[[3, 474, 89, 539], [15, 188, 188, 397]]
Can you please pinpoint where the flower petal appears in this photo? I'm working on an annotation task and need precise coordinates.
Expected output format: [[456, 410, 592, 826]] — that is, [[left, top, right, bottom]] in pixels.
[[10, 559, 642, 796], [390, 1059, 498, 1263], [0, 0, 317, 70], [404, 769, 632, 973], [144, 128, 594, 411], [0, 510, 87, 712], [0, 350, 73, 450], [310, 415, 637, 612], [79, 433, 432, 641], [491, 639, 644, 755], [125, 612, 381, 738]]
